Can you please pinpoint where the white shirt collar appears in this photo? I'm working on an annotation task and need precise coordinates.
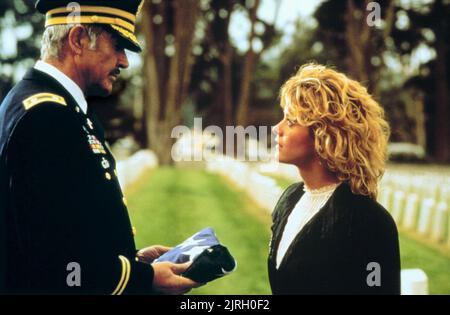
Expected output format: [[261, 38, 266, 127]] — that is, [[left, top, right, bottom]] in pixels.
[[34, 60, 88, 114]]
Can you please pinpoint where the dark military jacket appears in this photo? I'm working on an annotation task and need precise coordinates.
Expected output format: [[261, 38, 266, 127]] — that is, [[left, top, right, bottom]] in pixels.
[[268, 182, 401, 295], [0, 68, 154, 294]]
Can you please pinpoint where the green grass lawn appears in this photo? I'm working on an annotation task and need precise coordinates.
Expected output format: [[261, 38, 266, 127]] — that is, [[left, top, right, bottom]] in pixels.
[[399, 232, 450, 294], [127, 167, 272, 295], [127, 167, 450, 294]]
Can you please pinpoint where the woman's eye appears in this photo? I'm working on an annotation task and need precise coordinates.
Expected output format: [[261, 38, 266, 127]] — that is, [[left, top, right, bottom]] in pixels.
[[286, 119, 296, 127]]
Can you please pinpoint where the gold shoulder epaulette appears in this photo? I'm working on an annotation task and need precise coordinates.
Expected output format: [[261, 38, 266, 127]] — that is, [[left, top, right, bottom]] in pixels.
[[22, 92, 67, 110]]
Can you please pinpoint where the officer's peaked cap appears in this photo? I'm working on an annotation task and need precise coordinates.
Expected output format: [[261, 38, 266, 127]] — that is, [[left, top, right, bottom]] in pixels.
[[35, 0, 144, 52]]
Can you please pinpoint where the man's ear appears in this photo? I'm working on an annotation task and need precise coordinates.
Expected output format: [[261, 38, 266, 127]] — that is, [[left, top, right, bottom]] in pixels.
[[67, 26, 90, 56]]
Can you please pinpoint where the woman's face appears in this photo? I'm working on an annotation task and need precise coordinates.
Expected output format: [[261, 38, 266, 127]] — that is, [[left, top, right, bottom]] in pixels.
[[274, 111, 317, 168]]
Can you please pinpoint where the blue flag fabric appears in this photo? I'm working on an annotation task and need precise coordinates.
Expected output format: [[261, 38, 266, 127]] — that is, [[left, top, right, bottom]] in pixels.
[[154, 227, 236, 283], [155, 227, 219, 264]]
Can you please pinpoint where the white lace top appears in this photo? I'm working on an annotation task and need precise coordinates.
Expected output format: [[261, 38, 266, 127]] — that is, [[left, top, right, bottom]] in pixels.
[[276, 182, 340, 269]]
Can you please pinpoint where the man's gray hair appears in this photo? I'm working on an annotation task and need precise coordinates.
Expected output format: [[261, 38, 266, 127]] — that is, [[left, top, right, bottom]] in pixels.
[[40, 24, 105, 60]]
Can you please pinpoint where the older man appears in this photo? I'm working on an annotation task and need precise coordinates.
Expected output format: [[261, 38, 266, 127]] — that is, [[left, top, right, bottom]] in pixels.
[[0, 0, 197, 294]]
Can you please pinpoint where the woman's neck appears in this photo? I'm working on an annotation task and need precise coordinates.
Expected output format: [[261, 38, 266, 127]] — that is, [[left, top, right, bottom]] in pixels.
[[297, 160, 340, 190]]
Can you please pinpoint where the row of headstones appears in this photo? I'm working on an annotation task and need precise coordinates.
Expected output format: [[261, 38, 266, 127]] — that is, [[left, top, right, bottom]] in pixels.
[[385, 165, 450, 178], [206, 156, 283, 212], [258, 162, 300, 182], [378, 185, 450, 246], [116, 150, 159, 190], [381, 173, 450, 205]]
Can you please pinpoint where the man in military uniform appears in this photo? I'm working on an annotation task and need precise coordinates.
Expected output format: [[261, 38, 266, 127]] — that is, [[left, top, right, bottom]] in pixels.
[[0, 0, 198, 294]]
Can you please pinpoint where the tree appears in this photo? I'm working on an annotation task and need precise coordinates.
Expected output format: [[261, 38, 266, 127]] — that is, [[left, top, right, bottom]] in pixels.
[[189, 0, 240, 129], [314, 0, 396, 95], [190, 0, 281, 128], [235, 0, 281, 126], [398, 0, 450, 162], [381, 0, 450, 162], [141, 0, 200, 165]]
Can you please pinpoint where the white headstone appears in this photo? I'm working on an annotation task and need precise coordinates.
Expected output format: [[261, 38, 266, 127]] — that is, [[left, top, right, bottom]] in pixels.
[[403, 193, 419, 230], [401, 269, 428, 295], [426, 183, 440, 200], [379, 186, 393, 211], [431, 202, 448, 242], [411, 179, 424, 198], [116, 150, 158, 190], [392, 191, 406, 224], [440, 186, 450, 206], [417, 198, 435, 236]]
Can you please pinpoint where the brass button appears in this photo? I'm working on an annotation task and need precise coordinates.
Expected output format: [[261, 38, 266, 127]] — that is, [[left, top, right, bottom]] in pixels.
[[105, 172, 111, 180], [132, 226, 137, 236], [75, 107, 80, 113]]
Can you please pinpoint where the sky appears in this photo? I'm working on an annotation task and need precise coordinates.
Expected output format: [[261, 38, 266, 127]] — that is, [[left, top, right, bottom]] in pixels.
[[229, 0, 323, 53]]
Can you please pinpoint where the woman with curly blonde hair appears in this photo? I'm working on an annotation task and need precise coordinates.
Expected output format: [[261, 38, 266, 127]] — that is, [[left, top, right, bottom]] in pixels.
[[268, 63, 400, 294]]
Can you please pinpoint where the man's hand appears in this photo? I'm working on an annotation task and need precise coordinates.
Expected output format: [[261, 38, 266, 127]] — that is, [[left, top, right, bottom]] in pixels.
[[137, 245, 172, 264], [151, 261, 201, 295]]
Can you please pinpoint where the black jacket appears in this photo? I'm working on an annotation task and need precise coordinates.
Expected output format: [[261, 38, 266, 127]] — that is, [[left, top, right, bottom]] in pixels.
[[268, 182, 401, 295], [0, 68, 153, 294]]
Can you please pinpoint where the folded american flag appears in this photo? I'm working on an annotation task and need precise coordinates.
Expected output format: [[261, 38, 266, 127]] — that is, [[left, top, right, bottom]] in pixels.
[[154, 227, 237, 283]]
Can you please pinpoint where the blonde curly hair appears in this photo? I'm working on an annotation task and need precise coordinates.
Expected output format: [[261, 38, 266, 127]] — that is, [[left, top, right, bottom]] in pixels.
[[280, 63, 390, 199]]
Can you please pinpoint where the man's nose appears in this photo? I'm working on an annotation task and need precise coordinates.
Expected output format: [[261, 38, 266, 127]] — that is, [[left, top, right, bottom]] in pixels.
[[118, 50, 129, 69]]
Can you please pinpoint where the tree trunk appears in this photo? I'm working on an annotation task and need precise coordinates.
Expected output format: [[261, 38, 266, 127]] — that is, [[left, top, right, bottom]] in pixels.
[[142, 3, 161, 150], [345, 0, 395, 96], [141, 0, 199, 165], [433, 0, 450, 162], [236, 0, 260, 127], [414, 92, 427, 152], [345, 0, 370, 84], [221, 27, 234, 128], [236, 50, 258, 126]]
